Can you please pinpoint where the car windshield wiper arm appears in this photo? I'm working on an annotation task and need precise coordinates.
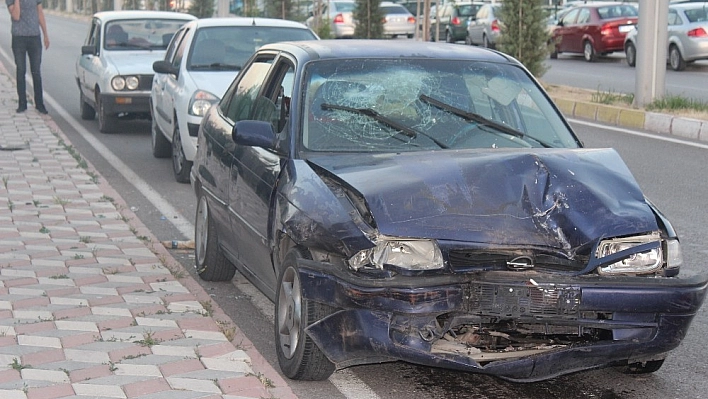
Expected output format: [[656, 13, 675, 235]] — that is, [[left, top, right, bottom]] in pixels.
[[190, 63, 242, 71], [419, 94, 553, 148], [320, 103, 449, 149]]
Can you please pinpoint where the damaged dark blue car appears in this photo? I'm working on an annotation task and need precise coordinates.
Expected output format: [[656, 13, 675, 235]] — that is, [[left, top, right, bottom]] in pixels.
[[190, 40, 707, 382]]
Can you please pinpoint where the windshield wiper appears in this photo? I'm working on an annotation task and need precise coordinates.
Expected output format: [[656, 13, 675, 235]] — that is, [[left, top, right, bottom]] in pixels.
[[190, 63, 242, 71], [419, 94, 553, 148], [320, 103, 449, 149]]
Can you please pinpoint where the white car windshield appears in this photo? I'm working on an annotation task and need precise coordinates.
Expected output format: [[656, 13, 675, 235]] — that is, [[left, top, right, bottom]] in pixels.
[[104, 19, 189, 50]]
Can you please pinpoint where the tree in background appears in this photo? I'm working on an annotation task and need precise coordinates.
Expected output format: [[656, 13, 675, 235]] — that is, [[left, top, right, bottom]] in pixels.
[[497, 0, 551, 78], [354, 0, 383, 39], [189, 0, 214, 17]]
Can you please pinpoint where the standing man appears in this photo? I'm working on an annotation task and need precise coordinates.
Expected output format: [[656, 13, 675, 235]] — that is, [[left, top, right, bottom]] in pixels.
[[6, 0, 50, 114]]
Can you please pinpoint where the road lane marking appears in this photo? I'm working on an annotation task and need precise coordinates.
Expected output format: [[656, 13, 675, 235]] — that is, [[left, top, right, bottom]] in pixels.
[[569, 118, 708, 150]]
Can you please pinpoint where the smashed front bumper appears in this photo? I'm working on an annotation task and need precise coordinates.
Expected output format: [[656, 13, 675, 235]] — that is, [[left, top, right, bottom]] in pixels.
[[297, 259, 707, 382]]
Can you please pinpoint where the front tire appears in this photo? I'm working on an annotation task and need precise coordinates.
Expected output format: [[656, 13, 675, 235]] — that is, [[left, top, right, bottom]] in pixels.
[[97, 92, 117, 133], [194, 194, 236, 282], [275, 248, 336, 381], [583, 40, 596, 62], [151, 113, 171, 158], [172, 123, 192, 183], [79, 92, 95, 120], [622, 359, 665, 374], [669, 45, 686, 71], [625, 42, 636, 67]]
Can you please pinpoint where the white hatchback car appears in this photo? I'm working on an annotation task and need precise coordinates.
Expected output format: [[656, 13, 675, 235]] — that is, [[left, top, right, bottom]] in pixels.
[[150, 18, 317, 183], [76, 11, 196, 133]]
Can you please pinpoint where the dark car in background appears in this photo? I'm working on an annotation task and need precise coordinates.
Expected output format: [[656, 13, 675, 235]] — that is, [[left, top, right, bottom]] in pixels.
[[429, 1, 485, 43], [191, 40, 707, 382], [625, 2, 708, 70], [551, 2, 638, 62]]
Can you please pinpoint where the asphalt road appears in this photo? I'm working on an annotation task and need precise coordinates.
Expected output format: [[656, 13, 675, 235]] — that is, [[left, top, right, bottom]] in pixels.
[[542, 52, 708, 101], [1, 11, 707, 398]]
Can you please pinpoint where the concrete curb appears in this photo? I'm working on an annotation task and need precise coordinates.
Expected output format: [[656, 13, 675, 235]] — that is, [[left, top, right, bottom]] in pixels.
[[549, 96, 708, 142]]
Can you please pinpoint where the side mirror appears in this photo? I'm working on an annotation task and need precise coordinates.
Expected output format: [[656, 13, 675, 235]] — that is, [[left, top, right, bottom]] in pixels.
[[232, 120, 277, 149], [81, 45, 96, 55], [153, 60, 178, 75]]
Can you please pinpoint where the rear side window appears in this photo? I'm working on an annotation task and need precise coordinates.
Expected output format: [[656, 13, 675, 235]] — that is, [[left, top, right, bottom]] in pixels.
[[685, 8, 708, 23], [597, 5, 637, 19]]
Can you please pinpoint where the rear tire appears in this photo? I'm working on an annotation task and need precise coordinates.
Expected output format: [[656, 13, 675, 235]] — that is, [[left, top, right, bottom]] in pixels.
[[275, 248, 336, 381], [625, 42, 636, 67], [583, 40, 596, 62], [482, 34, 490, 48], [194, 194, 236, 282], [445, 30, 454, 43], [172, 123, 192, 183], [669, 45, 686, 71]]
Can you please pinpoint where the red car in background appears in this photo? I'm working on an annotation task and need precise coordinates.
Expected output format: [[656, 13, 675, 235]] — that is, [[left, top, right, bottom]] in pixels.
[[551, 2, 638, 62]]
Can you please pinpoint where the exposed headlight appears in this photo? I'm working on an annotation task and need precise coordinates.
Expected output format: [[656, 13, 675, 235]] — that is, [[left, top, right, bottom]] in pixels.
[[111, 76, 126, 91], [125, 76, 139, 90], [349, 237, 443, 271], [189, 90, 219, 116], [596, 233, 663, 275]]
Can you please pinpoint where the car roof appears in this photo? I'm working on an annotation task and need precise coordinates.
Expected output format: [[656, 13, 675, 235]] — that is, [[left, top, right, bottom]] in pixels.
[[259, 40, 515, 64], [186, 17, 311, 30], [93, 10, 197, 22], [670, 2, 708, 10]]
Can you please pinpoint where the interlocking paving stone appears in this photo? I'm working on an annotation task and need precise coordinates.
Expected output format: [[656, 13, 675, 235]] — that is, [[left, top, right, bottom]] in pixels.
[[0, 60, 295, 398]]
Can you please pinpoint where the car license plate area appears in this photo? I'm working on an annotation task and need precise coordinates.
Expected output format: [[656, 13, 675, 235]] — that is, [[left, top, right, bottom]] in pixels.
[[619, 25, 634, 33], [465, 282, 581, 319]]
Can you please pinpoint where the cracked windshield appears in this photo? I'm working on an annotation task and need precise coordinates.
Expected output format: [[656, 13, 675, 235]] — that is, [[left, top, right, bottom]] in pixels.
[[302, 59, 580, 152]]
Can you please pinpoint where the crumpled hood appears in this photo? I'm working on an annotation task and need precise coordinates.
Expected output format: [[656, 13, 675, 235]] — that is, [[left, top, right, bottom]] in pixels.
[[188, 71, 240, 99], [308, 148, 658, 251], [104, 50, 167, 75]]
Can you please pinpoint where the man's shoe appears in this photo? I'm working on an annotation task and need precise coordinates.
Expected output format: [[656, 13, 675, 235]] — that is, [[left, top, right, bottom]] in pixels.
[[36, 105, 48, 115], [16, 105, 26, 113]]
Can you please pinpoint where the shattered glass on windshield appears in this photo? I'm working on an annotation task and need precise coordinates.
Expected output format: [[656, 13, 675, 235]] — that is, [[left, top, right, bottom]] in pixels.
[[302, 59, 579, 152]]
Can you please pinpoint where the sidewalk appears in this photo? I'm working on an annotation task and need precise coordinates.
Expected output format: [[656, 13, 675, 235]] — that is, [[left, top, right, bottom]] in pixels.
[[0, 65, 295, 397]]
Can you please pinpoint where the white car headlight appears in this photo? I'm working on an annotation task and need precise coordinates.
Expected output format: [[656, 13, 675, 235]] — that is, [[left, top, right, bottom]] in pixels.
[[189, 90, 219, 116], [111, 76, 126, 91], [596, 232, 664, 275], [125, 76, 139, 90], [349, 237, 443, 271]]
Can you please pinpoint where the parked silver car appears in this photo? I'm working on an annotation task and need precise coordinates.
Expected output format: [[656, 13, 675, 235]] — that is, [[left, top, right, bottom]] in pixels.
[[381, 2, 416, 38], [466, 3, 502, 48], [624, 2, 708, 70], [306, 0, 357, 38], [75, 11, 196, 133]]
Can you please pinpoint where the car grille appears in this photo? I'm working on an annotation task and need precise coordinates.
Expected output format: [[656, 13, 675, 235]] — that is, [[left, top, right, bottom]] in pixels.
[[464, 282, 581, 319], [448, 249, 587, 273]]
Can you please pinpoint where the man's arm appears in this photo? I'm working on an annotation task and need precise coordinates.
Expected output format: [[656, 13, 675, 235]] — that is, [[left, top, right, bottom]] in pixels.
[[8, 0, 20, 21], [37, 3, 50, 49]]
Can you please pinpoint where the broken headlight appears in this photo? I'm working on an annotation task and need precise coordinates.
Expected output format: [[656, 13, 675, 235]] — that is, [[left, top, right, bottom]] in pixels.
[[348, 237, 443, 271], [596, 232, 673, 275]]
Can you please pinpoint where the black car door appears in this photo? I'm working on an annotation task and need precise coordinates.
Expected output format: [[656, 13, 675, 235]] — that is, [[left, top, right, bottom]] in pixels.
[[227, 54, 296, 296]]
